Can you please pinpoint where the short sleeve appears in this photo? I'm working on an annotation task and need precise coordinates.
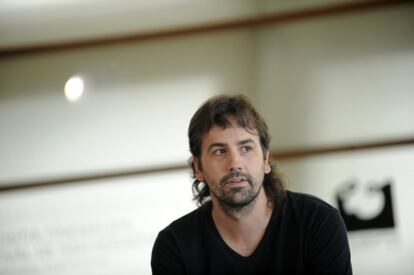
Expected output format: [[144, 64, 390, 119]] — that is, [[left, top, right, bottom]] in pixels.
[[306, 208, 353, 275], [151, 230, 186, 275]]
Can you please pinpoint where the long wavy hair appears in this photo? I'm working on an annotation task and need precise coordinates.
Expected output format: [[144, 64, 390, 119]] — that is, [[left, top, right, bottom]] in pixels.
[[188, 94, 285, 206]]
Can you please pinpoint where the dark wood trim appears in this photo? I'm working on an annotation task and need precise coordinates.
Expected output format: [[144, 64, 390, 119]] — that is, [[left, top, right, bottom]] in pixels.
[[1, 0, 412, 58], [1, 137, 413, 192], [0, 163, 189, 192], [272, 137, 414, 160]]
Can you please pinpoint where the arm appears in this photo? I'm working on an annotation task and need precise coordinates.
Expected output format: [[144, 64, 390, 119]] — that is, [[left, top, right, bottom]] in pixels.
[[151, 230, 186, 275]]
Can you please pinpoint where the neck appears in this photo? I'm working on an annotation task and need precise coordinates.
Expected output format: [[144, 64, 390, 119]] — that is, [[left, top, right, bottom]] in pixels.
[[210, 188, 274, 256]]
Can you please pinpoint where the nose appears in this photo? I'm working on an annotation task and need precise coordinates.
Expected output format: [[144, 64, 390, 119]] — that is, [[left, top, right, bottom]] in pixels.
[[227, 150, 242, 172]]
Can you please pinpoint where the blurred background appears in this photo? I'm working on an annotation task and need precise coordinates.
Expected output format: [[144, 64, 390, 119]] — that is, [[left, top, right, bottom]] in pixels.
[[1, 0, 414, 274]]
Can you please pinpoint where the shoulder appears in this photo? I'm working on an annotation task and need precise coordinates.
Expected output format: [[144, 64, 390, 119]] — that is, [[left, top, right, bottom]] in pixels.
[[151, 204, 210, 274], [155, 202, 210, 247], [283, 192, 352, 272], [287, 191, 334, 207], [284, 192, 352, 274], [282, 191, 344, 231], [284, 191, 349, 251], [163, 202, 209, 236], [286, 191, 337, 215]]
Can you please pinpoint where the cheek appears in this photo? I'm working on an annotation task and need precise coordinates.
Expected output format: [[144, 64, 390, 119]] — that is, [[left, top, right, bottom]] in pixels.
[[201, 163, 225, 186]]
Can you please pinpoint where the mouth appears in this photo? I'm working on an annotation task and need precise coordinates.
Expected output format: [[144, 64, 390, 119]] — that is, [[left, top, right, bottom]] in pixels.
[[221, 172, 251, 188], [228, 177, 245, 183], [226, 177, 248, 187]]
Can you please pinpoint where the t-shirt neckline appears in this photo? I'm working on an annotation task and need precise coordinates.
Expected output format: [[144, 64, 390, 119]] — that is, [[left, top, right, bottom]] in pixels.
[[203, 201, 281, 261]]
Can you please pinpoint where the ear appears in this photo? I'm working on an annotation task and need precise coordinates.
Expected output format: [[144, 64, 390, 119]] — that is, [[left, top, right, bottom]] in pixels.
[[264, 150, 271, 174], [193, 157, 205, 182]]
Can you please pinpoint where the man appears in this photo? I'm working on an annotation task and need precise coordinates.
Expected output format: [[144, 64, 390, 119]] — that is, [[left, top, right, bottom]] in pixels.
[[151, 95, 352, 274]]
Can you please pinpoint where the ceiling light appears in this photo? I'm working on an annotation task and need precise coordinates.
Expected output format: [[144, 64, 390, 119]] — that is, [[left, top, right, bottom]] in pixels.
[[64, 75, 84, 102]]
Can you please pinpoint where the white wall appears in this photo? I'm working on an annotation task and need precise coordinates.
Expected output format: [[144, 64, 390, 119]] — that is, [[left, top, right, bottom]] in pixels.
[[0, 30, 256, 184], [0, 171, 195, 275], [0, 0, 259, 48], [257, 4, 414, 149], [1, 3, 414, 275], [278, 147, 414, 275], [256, 4, 414, 275], [0, 30, 256, 274]]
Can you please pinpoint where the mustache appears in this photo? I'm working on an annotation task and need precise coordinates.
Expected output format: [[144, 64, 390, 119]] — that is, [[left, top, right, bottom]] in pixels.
[[220, 171, 252, 186]]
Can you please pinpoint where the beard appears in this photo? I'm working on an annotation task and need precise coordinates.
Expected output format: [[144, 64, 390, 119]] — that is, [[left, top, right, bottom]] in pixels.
[[213, 170, 263, 211]]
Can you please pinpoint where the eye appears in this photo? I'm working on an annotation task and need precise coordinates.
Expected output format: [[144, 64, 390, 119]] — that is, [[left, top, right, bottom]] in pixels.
[[213, 148, 226, 155], [241, 146, 253, 153]]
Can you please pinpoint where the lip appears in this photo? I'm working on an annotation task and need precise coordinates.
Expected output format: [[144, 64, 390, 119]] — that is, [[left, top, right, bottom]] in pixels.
[[226, 178, 247, 187], [228, 177, 245, 183]]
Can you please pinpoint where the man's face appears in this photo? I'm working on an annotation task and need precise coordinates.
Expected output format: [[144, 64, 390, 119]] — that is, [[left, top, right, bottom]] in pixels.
[[194, 117, 271, 209]]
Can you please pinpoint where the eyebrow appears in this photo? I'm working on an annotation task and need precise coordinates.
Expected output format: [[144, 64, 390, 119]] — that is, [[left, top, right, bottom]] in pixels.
[[238, 139, 255, 146], [207, 139, 256, 152], [207, 142, 226, 153]]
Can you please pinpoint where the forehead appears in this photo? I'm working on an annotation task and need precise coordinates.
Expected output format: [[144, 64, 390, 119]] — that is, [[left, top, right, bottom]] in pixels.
[[202, 122, 260, 149]]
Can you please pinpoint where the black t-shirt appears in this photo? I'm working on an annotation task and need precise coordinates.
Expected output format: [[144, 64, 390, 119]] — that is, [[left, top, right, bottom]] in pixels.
[[151, 191, 352, 274]]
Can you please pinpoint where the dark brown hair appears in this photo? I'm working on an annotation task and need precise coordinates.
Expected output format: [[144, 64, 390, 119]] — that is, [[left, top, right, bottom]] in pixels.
[[188, 94, 285, 206]]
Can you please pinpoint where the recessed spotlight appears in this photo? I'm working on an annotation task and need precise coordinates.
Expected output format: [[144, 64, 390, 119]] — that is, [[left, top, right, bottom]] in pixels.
[[64, 76, 84, 102]]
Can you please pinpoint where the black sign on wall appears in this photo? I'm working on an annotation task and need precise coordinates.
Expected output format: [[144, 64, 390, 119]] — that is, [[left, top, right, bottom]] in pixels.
[[336, 179, 395, 231]]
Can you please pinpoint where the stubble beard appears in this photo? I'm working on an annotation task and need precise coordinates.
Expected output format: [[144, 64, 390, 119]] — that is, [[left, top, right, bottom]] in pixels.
[[210, 170, 264, 215]]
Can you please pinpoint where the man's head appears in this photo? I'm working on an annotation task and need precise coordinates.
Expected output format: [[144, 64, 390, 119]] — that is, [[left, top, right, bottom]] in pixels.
[[188, 95, 285, 207]]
